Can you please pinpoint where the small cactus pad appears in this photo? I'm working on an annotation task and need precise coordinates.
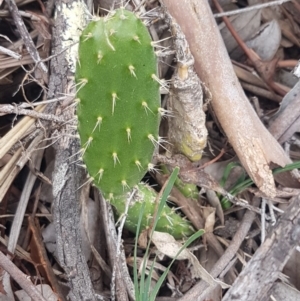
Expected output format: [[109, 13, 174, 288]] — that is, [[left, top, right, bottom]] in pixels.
[[75, 9, 161, 198], [161, 165, 199, 199], [111, 183, 195, 239]]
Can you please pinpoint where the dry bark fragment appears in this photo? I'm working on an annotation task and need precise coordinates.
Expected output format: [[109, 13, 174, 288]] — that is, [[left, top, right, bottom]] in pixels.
[[166, 14, 207, 162]]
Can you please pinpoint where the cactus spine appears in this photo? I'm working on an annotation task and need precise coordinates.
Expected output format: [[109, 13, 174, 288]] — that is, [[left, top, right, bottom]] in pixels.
[[75, 8, 194, 238]]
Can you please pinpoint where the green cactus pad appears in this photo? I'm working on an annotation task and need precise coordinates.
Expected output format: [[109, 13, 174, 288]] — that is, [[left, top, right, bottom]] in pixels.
[[161, 165, 199, 199], [75, 9, 161, 199], [111, 183, 195, 239]]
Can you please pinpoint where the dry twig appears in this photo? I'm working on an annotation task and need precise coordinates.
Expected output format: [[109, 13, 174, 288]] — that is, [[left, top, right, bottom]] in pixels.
[[4, 0, 48, 74], [0, 251, 48, 301], [223, 194, 300, 301]]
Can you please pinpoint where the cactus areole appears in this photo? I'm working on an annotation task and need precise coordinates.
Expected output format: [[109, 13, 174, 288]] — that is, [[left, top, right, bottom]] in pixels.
[[75, 9, 161, 199]]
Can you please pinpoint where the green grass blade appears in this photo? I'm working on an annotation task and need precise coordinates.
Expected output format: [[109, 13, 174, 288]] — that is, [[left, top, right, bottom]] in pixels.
[[144, 256, 157, 301], [150, 167, 180, 238], [134, 201, 146, 300], [221, 160, 300, 208], [220, 162, 242, 187], [272, 160, 300, 174]]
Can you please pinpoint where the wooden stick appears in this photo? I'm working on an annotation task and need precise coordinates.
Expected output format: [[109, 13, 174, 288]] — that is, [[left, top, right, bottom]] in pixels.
[[0, 251, 47, 301]]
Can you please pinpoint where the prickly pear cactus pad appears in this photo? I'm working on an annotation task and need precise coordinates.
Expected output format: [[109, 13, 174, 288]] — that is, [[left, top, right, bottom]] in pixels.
[[111, 183, 195, 239], [75, 9, 161, 199]]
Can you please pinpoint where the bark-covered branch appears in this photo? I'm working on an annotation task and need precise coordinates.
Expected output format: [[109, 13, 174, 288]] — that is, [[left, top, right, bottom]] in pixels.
[[48, 1, 96, 300]]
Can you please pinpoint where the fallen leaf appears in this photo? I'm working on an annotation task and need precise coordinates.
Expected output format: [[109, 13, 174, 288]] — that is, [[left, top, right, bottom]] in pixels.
[[151, 231, 230, 288]]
